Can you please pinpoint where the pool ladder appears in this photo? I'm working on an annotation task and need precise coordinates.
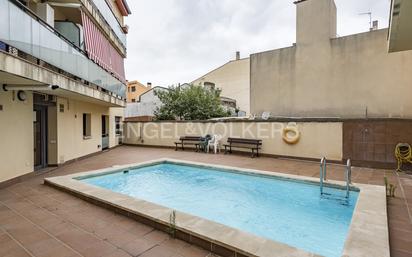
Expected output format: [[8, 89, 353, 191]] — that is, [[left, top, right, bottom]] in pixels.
[[320, 157, 352, 198]]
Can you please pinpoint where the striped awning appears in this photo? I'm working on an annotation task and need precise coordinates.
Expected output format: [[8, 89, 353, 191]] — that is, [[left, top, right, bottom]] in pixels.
[[81, 11, 126, 83]]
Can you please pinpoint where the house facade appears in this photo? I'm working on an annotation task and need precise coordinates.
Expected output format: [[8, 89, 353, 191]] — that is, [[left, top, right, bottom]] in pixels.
[[249, 0, 412, 167], [125, 87, 168, 121], [192, 53, 250, 115], [126, 80, 152, 103], [0, 0, 131, 183], [250, 0, 412, 118]]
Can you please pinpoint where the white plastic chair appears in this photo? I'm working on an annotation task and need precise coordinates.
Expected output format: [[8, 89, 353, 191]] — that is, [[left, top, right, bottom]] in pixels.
[[262, 112, 271, 120], [207, 135, 222, 154]]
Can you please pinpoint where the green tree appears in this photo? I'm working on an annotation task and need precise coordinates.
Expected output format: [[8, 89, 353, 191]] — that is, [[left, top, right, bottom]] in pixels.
[[154, 84, 228, 120]]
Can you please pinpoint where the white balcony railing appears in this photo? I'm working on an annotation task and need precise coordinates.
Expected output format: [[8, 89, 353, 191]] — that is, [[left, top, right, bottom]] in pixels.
[[0, 0, 126, 98]]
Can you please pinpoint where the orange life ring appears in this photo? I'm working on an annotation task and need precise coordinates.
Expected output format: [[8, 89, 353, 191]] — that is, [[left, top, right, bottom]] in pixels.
[[282, 126, 300, 144]]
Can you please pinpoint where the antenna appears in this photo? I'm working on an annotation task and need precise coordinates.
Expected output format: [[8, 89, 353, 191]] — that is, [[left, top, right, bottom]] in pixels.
[[359, 12, 372, 31]]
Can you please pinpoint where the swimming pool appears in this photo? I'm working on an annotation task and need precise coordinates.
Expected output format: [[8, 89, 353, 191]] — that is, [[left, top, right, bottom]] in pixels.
[[81, 162, 358, 257]]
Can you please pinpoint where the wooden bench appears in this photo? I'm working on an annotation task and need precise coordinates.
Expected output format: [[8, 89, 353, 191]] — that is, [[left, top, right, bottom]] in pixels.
[[224, 138, 262, 158], [175, 136, 202, 151]]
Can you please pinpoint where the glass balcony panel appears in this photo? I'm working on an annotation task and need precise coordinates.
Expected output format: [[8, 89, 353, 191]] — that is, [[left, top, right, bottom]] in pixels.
[[55, 21, 82, 49], [75, 50, 89, 79], [31, 21, 41, 57], [9, 3, 32, 54], [0, 1, 126, 98], [88, 60, 103, 87], [62, 45, 78, 76], [0, 1, 10, 40], [39, 27, 62, 68]]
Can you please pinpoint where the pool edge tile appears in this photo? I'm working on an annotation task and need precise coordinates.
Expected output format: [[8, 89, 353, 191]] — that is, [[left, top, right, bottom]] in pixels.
[[44, 158, 389, 257]]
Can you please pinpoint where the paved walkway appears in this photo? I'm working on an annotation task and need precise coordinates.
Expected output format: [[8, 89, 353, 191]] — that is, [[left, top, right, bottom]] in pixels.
[[0, 146, 411, 257]]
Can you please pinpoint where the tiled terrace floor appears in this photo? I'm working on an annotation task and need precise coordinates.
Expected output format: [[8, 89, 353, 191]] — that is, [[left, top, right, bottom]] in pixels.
[[1, 145, 411, 257]]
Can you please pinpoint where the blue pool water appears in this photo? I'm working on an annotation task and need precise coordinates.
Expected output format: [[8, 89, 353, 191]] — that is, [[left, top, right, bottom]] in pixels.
[[82, 163, 358, 257]]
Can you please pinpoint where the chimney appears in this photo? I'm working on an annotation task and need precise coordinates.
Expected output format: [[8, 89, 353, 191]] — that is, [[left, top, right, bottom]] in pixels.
[[235, 51, 240, 60], [147, 82, 152, 88], [295, 0, 337, 45]]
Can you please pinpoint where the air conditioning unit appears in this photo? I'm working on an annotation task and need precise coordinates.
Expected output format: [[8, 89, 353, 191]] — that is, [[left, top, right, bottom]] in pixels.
[[36, 3, 55, 27]]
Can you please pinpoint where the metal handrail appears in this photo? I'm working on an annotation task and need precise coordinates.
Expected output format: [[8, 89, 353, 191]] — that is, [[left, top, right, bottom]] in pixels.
[[320, 157, 352, 199], [320, 157, 327, 195], [345, 159, 352, 198]]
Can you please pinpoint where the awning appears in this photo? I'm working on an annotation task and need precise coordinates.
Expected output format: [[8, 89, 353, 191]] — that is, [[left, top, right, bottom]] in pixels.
[[115, 0, 132, 16], [81, 11, 126, 83]]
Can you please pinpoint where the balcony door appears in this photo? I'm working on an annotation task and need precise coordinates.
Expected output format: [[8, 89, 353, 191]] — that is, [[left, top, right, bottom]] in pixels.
[[34, 105, 48, 170]]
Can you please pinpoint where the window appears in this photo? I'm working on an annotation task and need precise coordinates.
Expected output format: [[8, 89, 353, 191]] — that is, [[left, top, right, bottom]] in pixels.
[[131, 86, 136, 92], [131, 98, 136, 102], [204, 82, 215, 90], [82, 113, 91, 139], [59, 104, 64, 113], [115, 116, 122, 136]]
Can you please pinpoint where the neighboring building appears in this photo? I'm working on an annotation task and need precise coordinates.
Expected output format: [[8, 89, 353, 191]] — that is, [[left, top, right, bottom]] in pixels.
[[127, 80, 152, 103], [388, 0, 412, 53], [0, 0, 131, 183], [125, 87, 168, 120], [249, 0, 412, 168], [192, 52, 250, 114], [250, 0, 412, 119]]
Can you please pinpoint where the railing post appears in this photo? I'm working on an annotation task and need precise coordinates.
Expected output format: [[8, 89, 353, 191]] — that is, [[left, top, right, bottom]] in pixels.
[[345, 159, 352, 198], [320, 157, 326, 195]]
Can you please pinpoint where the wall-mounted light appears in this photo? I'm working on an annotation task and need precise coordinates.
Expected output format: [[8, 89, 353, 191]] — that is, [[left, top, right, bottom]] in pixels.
[[17, 90, 27, 101], [3, 84, 59, 91]]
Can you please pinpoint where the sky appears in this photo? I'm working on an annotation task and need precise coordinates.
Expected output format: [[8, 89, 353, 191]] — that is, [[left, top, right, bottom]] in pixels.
[[124, 0, 391, 86]]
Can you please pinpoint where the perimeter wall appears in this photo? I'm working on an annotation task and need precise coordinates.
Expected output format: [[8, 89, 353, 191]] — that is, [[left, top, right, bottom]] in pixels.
[[123, 121, 343, 161]]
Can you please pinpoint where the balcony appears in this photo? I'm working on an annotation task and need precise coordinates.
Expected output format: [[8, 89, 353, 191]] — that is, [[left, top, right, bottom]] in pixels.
[[0, 0, 126, 98], [87, 0, 127, 47]]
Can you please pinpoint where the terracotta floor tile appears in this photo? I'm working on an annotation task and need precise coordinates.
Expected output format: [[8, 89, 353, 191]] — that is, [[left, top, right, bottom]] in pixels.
[[2, 247, 33, 257], [26, 237, 77, 257], [1, 146, 411, 257], [178, 245, 211, 257], [120, 238, 157, 256], [7, 227, 51, 246], [103, 249, 133, 257], [143, 230, 169, 245], [56, 228, 102, 252], [93, 225, 137, 247], [80, 240, 118, 257], [0, 233, 23, 256], [138, 244, 177, 257], [390, 237, 412, 252], [127, 222, 154, 237], [161, 238, 191, 253], [43, 221, 77, 236], [391, 249, 412, 257]]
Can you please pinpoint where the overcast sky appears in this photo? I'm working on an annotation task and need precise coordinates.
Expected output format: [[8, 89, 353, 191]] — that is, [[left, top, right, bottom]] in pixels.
[[124, 0, 390, 86]]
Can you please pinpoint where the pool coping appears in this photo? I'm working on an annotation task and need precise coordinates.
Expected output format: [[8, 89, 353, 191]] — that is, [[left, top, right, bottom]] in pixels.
[[44, 158, 390, 257]]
